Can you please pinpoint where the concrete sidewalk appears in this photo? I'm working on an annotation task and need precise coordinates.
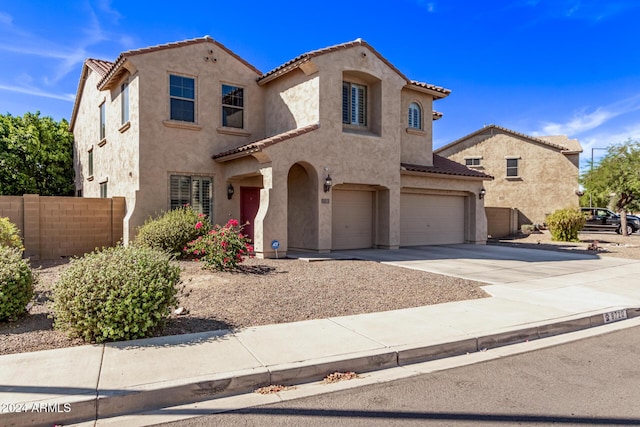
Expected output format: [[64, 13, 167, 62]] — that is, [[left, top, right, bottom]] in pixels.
[[2, 245, 640, 427]]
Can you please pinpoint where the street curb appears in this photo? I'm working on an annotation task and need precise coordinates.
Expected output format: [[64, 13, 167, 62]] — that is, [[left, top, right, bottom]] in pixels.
[[7, 307, 640, 427]]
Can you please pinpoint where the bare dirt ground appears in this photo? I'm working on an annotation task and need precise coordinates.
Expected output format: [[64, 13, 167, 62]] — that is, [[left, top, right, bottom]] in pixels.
[[2, 230, 639, 356]]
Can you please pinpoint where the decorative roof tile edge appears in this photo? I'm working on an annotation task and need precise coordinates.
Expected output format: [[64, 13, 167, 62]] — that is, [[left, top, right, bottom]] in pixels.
[[257, 38, 450, 98], [435, 124, 583, 154], [97, 36, 262, 90], [401, 155, 494, 180], [213, 123, 320, 161]]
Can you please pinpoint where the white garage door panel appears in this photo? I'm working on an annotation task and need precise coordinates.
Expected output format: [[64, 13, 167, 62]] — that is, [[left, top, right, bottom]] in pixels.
[[401, 193, 465, 245], [332, 190, 373, 250]]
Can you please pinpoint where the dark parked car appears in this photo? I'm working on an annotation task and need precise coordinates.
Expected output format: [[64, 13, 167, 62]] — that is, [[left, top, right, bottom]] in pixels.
[[581, 207, 640, 234]]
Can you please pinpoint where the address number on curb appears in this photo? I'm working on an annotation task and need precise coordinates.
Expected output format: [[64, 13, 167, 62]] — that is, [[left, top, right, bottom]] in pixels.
[[603, 309, 627, 324]]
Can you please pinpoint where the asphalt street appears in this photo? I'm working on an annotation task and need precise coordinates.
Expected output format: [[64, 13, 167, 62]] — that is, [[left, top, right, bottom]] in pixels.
[[162, 325, 640, 427]]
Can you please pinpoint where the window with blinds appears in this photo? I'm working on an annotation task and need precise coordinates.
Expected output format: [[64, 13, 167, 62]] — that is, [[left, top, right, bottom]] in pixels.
[[342, 82, 366, 126], [408, 102, 421, 129], [222, 84, 244, 128], [170, 175, 212, 217]]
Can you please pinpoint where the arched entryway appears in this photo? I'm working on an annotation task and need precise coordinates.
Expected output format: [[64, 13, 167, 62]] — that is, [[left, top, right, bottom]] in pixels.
[[287, 162, 318, 250]]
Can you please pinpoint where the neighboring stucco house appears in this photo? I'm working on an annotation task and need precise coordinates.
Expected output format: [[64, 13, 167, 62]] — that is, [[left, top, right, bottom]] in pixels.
[[71, 36, 491, 258], [435, 125, 582, 226]]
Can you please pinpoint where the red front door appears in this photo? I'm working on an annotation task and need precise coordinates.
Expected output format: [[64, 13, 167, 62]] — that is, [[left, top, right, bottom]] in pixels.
[[240, 187, 260, 242]]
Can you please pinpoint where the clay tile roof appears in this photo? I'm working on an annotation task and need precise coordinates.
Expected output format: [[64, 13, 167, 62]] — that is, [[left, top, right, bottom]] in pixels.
[[432, 110, 443, 120], [97, 36, 261, 90], [257, 39, 450, 98], [435, 124, 583, 154], [213, 123, 320, 161], [402, 155, 493, 180], [86, 58, 114, 78], [410, 81, 451, 96]]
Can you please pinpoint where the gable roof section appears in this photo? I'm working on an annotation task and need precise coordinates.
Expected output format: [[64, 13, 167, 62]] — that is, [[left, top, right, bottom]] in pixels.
[[97, 36, 262, 91], [402, 155, 493, 180], [69, 58, 115, 131], [435, 124, 583, 155], [213, 123, 321, 162], [257, 39, 451, 99]]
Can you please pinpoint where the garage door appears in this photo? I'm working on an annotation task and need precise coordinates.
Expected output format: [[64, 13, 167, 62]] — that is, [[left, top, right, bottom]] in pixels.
[[332, 189, 373, 250], [400, 193, 465, 245]]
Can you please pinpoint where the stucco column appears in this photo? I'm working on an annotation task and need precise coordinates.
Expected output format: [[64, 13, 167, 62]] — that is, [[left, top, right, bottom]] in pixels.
[[254, 166, 288, 258], [467, 191, 488, 244], [317, 180, 332, 253]]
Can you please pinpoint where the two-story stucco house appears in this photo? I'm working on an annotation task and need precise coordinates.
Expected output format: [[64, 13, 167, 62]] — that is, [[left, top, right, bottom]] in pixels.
[[71, 36, 492, 258], [435, 125, 582, 227]]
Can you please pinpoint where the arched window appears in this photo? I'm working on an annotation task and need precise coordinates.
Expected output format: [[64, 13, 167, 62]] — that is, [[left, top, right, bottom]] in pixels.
[[408, 102, 421, 129]]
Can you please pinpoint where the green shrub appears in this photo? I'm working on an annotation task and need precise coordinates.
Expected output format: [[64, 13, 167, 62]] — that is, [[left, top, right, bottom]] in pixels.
[[0, 217, 24, 252], [135, 206, 210, 257], [185, 218, 254, 271], [0, 246, 34, 321], [546, 208, 586, 242], [52, 245, 181, 343]]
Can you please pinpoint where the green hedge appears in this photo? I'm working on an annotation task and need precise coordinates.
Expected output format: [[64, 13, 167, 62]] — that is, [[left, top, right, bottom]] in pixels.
[[52, 245, 181, 342], [546, 208, 586, 242], [0, 246, 34, 321], [135, 206, 210, 257]]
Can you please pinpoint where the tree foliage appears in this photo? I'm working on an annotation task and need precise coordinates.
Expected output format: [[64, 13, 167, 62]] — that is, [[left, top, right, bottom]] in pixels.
[[581, 140, 640, 234], [0, 112, 74, 196]]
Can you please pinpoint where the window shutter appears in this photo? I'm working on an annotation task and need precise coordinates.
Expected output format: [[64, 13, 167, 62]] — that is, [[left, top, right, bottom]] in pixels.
[[170, 175, 191, 210], [342, 82, 349, 124]]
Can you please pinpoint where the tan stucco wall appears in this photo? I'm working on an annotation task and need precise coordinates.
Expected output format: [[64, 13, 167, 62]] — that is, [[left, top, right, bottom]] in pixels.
[[400, 88, 434, 166], [264, 70, 319, 136], [439, 131, 580, 225], [74, 39, 487, 255]]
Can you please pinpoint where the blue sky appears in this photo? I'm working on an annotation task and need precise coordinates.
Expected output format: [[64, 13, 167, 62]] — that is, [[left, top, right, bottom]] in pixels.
[[1, 0, 640, 167]]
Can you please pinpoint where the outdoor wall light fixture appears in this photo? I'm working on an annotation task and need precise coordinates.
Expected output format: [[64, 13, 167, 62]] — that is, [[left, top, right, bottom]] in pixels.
[[324, 175, 333, 193], [479, 188, 486, 200], [227, 183, 235, 200]]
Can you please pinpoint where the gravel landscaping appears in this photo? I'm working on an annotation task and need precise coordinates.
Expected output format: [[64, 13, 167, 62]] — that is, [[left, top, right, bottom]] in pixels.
[[2, 230, 639, 356]]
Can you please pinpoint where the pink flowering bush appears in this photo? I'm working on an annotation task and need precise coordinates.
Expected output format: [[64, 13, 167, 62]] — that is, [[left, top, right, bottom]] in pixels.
[[185, 219, 254, 271]]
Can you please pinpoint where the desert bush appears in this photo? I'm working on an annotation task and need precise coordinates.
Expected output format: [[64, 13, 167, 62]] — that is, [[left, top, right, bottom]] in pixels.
[[546, 208, 586, 242], [185, 218, 253, 271], [52, 245, 181, 342], [135, 206, 210, 257], [0, 246, 34, 321], [0, 217, 24, 251]]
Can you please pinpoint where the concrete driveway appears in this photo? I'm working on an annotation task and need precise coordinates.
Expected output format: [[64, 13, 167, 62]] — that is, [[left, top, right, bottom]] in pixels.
[[296, 244, 640, 313]]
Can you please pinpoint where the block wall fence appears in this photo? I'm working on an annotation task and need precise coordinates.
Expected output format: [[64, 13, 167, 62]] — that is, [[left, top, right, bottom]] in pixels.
[[0, 195, 125, 260], [486, 207, 519, 238]]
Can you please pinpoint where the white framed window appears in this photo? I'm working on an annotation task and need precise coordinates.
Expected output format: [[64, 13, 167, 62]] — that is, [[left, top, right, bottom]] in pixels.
[[408, 102, 422, 129], [222, 84, 244, 128], [170, 175, 212, 217], [99, 102, 106, 140], [121, 81, 129, 125], [342, 82, 366, 126], [169, 74, 195, 122], [506, 158, 519, 177]]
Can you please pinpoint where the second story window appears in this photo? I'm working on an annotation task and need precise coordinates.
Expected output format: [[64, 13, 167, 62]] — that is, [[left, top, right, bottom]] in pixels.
[[169, 74, 195, 122], [342, 82, 366, 126], [506, 158, 519, 177], [88, 148, 94, 177], [100, 180, 108, 198], [222, 84, 244, 128], [121, 81, 129, 125], [465, 157, 481, 167], [408, 102, 422, 129], [99, 102, 106, 140]]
